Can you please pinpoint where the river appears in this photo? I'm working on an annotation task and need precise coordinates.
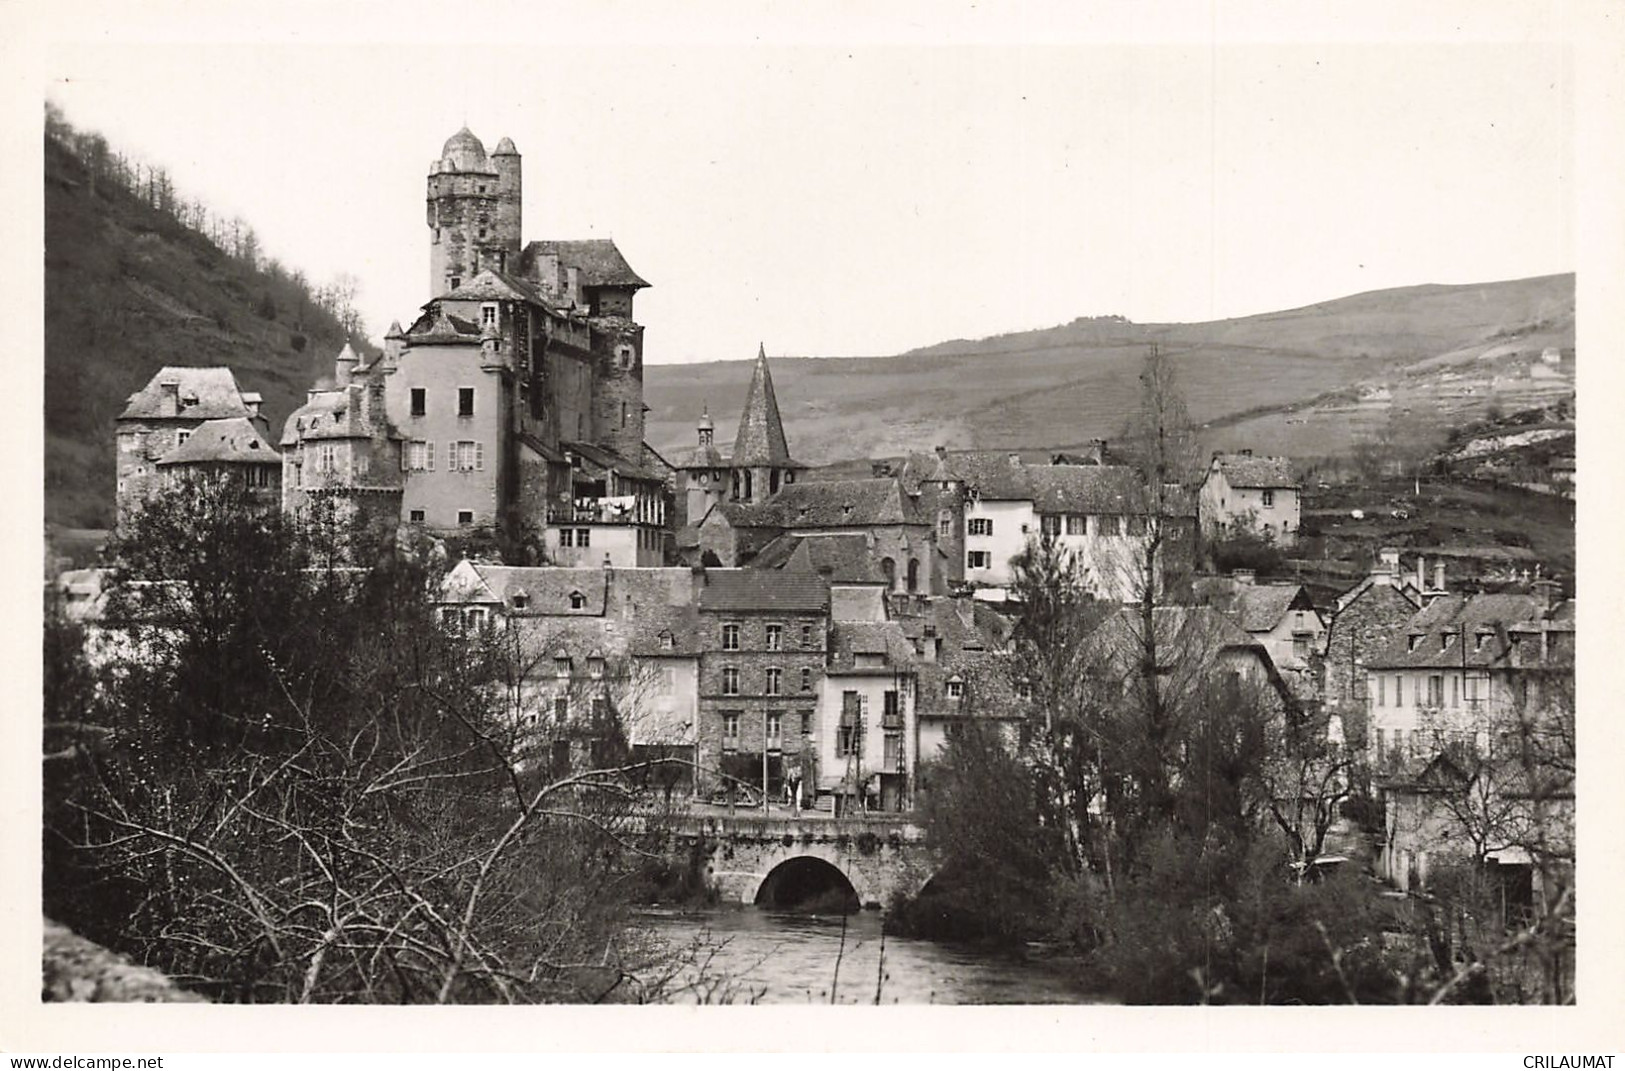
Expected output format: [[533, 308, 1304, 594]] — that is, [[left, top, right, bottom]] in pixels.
[[637, 906, 1110, 1005]]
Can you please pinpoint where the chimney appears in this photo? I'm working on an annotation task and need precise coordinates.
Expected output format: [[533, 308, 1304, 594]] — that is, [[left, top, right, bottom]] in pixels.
[[159, 380, 179, 418], [1415, 555, 1426, 592], [934, 445, 947, 460], [1531, 578, 1560, 616], [1433, 561, 1446, 592], [1377, 547, 1401, 579]]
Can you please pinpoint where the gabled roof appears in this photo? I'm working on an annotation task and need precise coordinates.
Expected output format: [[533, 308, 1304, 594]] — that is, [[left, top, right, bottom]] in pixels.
[[1026, 465, 1158, 514], [756, 478, 923, 529], [521, 239, 649, 289], [697, 569, 828, 613], [1223, 583, 1317, 633], [281, 384, 399, 446], [828, 621, 917, 674], [405, 307, 482, 343], [1209, 453, 1300, 490], [563, 440, 666, 483], [440, 267, 555, 307], [119, 366, 254, 422], [731, 345, 796, 468], [441, 563, 609, 615], [753, 533, 889, 584], [1365, 592, 1572, 670], [671, 441, 730, 469], [157, 417, 277, 466]]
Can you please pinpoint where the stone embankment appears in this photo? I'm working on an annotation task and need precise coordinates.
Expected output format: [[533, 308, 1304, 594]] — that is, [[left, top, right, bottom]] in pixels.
[[42, 919, 206, 1002]]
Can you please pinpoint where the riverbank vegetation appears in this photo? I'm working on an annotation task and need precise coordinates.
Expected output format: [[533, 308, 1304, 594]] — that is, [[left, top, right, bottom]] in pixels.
[[44, 479, 711, 1003]]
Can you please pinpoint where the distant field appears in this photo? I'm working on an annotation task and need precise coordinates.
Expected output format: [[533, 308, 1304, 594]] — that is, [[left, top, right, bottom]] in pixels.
[[646, 274, 1574, 465]]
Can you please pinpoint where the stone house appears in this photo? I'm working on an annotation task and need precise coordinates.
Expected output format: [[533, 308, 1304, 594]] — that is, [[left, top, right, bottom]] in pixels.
[[901, 450, 1196, 604], [280, 344, 404, 546], [694, 569, 830, 800], [1321, 548, 1424, 744], [115, 366, 270, 524], [152, 417, 282, 509], [1194, 572, 1327, 688], [1199, 450, 1301, 546], [436, 561, 701, 782], [1362, 586, 1573, 900]]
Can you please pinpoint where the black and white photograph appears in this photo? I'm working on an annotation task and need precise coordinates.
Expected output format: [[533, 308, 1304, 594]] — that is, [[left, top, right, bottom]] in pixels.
[[8, 0, 1624, 1057]]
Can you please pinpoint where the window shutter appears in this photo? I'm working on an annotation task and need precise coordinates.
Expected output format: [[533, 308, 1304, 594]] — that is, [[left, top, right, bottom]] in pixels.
[[476, 441, 484, 471], [400, 444, 408, 471], [427, 441, 436, 471]]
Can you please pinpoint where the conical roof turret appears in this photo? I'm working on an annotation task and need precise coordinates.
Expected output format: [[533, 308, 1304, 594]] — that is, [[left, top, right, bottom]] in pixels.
[[732, 343, 793, 467]]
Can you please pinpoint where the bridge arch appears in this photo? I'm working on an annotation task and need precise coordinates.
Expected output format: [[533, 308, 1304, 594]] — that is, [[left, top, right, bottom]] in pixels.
[[753, 856, 860, 912]]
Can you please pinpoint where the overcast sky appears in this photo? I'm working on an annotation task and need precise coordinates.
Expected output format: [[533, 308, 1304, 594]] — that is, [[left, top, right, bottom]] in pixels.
[[39, 8, 1574, 365]]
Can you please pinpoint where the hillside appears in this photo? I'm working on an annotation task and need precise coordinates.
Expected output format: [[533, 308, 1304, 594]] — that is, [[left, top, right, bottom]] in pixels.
[[44, 135, 359, 527], [644, 274, 1573, 466]]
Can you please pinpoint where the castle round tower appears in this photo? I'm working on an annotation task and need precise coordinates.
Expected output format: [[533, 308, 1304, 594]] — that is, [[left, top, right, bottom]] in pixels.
[[426, 128, 522, 297]]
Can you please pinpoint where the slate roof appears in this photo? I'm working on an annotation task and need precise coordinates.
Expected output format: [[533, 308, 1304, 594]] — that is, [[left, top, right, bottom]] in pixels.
[[563, 440, 666, 483], [157, 417, 277, 466], [1364, 592, 1573, 670], [752, 533, 889, 584], [731, 345, 797, 468], [281, 385, 399, 446], [1202, 582, 1317, 633], [697, 569, 828, 613], [119, 367, 254, 422], [521, 240, 649, 290], [902, 597, 1025, 722], [440, 267, 555, 307], [442, 564, 610, 615], [1210, 453, 1300, 490], [828, 621, 917, 674], [405, 307, 481, 344], [436, 126, 491, 173], [918, 451, 1191, 515], [757, 478, 923, 529]]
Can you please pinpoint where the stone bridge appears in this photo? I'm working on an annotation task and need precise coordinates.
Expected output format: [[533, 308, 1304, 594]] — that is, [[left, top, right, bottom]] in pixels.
[[663, 813, 939, 910]]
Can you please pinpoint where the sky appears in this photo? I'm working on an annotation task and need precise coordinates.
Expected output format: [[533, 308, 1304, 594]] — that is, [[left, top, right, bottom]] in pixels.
[[35, 7, 1576, 365]]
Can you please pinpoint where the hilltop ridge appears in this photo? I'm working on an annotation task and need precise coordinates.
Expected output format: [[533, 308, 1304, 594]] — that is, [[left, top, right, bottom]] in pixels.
[[644, 273, 1573, 466]]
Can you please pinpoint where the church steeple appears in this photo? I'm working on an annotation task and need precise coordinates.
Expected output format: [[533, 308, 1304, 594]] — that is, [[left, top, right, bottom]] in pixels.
[[732, 343, 792, 467]]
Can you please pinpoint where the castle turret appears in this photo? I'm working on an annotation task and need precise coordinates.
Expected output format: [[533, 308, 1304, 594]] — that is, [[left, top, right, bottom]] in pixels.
[[491, 136, 522, 264], [427, 128, 521, 299]]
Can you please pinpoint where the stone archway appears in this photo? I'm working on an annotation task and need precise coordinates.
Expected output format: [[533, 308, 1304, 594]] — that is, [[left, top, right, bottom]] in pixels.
[[752, 855, 861, 912]]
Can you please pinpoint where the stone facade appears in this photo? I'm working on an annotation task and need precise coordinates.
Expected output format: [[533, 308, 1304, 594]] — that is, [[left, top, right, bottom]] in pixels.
[[115, 366, 269, 525]]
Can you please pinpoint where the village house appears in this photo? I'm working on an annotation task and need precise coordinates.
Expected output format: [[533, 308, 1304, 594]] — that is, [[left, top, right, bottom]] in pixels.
[[1199, 450, 1302, 546], [1364, 585, 1574, 898], [693, 568, 830, 803], [280, 344, 404, 545], [115, 366, 272, 524], [1194, 571, 1327, 699], [436, 561, 701, 782], [1320, 548, 1426, 744], [901, 450, 1196, 604]]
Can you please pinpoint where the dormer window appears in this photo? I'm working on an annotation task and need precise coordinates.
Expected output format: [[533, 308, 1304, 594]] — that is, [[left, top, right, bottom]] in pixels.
[[1441, 632, 1455, 649], [510, 592, 529, 611], [1476, 631, 1492, 651], [658, 630, 675, 651], [568, 591, 587, 610], [481, 304, 497, 326], [588, 657, 605, 679], [1408, 634, 1424, 652], [554, 657, 572, 678], [946, 677, 964, 699]]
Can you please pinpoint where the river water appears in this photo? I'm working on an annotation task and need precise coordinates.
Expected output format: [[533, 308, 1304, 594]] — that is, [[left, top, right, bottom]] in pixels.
[[638, 907, 1109, 1005]]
